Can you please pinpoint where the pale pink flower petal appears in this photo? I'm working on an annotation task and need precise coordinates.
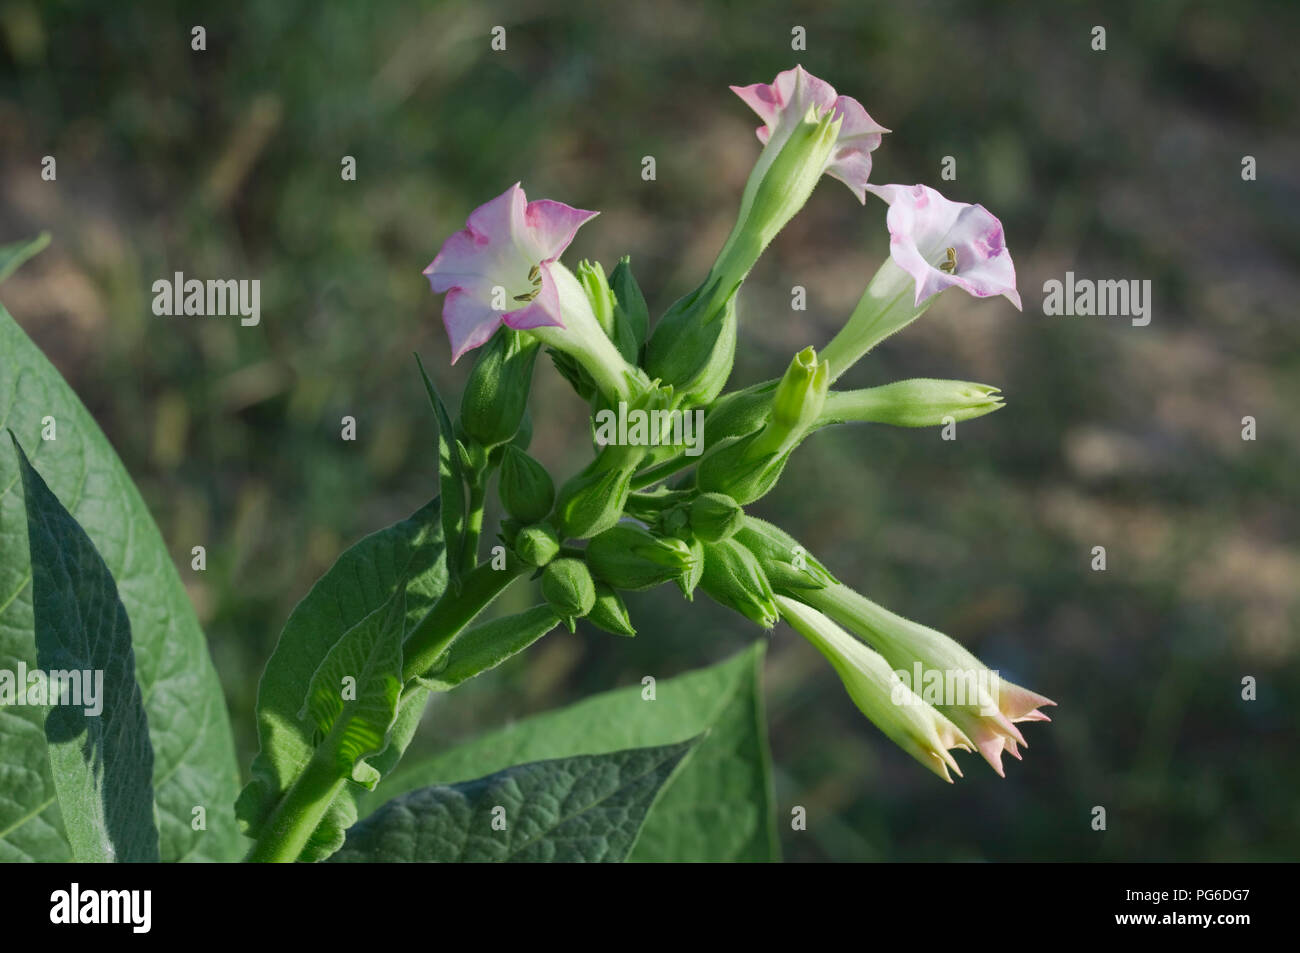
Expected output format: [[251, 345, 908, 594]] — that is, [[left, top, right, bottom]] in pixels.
[[1001, 683, 1057, 723], [423, 182, 598, 361], [865, 183, 1021, 309], [442, 285, 505, 363], [502, 261, 564, 331], [523, 200, 599, 261], [731, 65, 888, 202]]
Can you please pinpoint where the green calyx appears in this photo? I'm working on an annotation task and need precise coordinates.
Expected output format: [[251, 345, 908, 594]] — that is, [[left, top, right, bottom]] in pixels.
[[688, 492, 744, 542], [733, 515, 838, 593], [459, 328, 540, 449], [585, 523, 697, 591], [586, 582, 637, 637], [698, 537, 780, 629], [541, 558, 597, 631], [515, 522, 561, 568], [499, 445, 556, 523], [695, 346, 828, 505]]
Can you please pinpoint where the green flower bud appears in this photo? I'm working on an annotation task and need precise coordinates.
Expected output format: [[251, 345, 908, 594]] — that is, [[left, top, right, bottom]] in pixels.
[[699, 538, 780, 629], [498, 445, 556, 523], [703, 380, 776, 443], [644, 277, 739, 409], [586, 582, 637, 637], [541, 558, 596, 630], [459, 328, 540, 449], [515, 522, 561, 568], [585, 524, 696, 591], [733, 515, 838, 593], [816, 379, 1004, 429], [689, 492, 744, 542], [769, 346, 830, 439], [694, 434, 791, 505], [554, 461, 636, 540], [696, 347, 829, 505], [609, 256, 649, 361]]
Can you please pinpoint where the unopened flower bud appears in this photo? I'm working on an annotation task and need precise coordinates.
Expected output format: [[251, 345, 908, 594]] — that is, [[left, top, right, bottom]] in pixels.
[[585, 524, 696, 591], [541, 558, 596, 630], [459, 329, 540, 449], [586, 582, 637, 637], [771, 346, 830, 435], [689, 492, 744, 542], [515, 522, 561, 568], [696, 347, 829, 504], [699, 538, 779, 629], [644, 277, 739, 409], [498, 445, 556, 523], [554, 461, 635, 540], [703, 380, 776, 443], [816, 379, 1004, 429]]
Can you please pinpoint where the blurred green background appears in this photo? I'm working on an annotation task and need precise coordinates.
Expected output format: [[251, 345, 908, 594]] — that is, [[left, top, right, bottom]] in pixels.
[[3, 0, 1297, 861]]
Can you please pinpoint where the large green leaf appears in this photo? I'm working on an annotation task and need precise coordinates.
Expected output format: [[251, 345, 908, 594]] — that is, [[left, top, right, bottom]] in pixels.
[[331, 740, 697, 862], [0, 291, 241, 862], [13, 441, 159, 861], [366, 642, 778, 862], [236, 498, 446, 861]]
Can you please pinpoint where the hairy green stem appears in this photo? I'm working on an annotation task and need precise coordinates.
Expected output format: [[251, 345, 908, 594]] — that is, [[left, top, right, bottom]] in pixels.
[[245, 556, 526, 863], [462, 476, 487, 574], [244, 727, 348, 863], [402, 557, 527, 680]]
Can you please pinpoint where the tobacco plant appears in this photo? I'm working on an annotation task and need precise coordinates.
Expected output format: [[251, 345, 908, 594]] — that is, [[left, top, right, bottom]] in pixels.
[[0, 66, 1051, 864]]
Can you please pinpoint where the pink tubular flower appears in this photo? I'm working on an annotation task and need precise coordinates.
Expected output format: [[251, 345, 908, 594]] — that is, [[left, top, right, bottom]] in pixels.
[[731, 65, 889, 202], [423, 182, 598, 362], [805, 583, 1054, 778], [865, 183, 1021, 309]]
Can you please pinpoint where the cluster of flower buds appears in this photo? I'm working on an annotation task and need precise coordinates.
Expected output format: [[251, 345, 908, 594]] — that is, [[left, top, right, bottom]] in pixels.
[[421, 65, 1050, 780]]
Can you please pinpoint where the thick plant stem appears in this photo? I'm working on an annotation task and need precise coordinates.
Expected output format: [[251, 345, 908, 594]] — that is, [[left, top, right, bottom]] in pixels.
[[402, 558, 527, 680], [244, 730, 348, 863], [462, 476, 487, 574], [245, 557, 525, 863]]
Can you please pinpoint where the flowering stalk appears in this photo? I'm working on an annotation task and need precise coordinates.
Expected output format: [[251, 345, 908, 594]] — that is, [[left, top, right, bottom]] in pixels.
[[233, 63, 1056, 865]]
